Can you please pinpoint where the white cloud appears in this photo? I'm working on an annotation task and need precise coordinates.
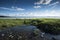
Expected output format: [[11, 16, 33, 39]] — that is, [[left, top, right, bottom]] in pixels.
[[34, 0, 52, 9], [48, 1, 59, 6], [44, 0, 52, 4], [46, 1, 59, 10], [11, 6, 25, 11], [16, 8, 25, 11], [0, 7, 12, 10], [34, 0, 59, 10], [33, 6, 41, 8], [2, 10, 60, 17], [40, 10, 60, 16], [0, 6, 25, 11], [23, 10, 60, 16], [34, 0, 52, 5], [34, 0, 44, 5], [51, 5, 57, 9]]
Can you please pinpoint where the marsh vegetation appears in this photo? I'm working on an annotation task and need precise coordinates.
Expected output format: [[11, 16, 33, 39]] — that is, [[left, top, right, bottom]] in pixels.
[[0, 18, 60, 35]]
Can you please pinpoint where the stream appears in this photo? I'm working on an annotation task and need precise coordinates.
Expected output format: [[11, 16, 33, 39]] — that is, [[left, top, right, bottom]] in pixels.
[[0, 25, 60, 40]]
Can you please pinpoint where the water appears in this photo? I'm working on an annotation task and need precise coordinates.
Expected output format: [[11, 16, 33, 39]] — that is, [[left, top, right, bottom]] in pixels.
[[0, 25, 42, 40], [44, 33, 60, 40], [0, 25, 60, 40]]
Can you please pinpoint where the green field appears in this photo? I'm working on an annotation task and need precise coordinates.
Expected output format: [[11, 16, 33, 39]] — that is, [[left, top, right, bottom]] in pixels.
[[0, 18, 60, 35]]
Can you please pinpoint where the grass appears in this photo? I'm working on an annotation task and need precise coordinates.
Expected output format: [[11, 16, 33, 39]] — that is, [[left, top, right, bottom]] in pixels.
[[0, 18, 60, 35], [0, 19, 24, 29]]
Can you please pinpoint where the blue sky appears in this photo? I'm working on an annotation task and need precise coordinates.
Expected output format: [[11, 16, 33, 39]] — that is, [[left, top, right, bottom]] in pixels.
[[0, 0, 60, 17]]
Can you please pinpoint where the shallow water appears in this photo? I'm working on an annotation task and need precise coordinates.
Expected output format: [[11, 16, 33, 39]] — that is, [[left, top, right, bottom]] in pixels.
[[0, 25, 60, 40], [0, 25, 41, 40], [44, 33, 60, 40]]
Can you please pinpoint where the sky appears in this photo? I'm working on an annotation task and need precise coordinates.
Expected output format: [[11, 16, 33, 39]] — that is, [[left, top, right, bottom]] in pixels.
[[0, 0, 60, 17]]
